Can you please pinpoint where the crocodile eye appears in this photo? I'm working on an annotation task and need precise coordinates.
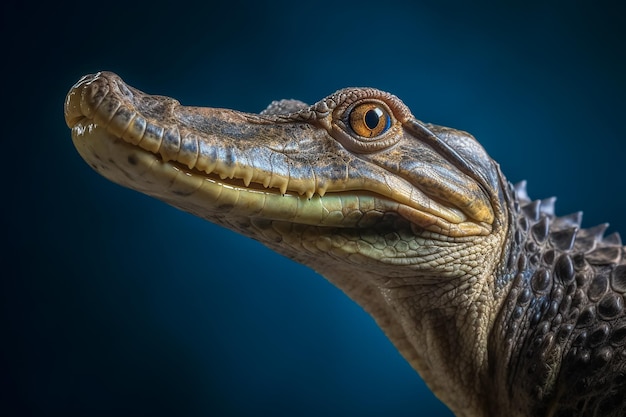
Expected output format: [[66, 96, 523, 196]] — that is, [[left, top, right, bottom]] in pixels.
[[348, 103, 391, 138]]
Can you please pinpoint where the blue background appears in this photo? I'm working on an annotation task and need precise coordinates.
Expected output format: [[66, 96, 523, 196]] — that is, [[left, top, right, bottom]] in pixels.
[[3, 1, 625, 416]]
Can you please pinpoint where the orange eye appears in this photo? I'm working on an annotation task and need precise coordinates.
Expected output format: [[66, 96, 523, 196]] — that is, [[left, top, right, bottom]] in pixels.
[[348, 103, 392, 138]]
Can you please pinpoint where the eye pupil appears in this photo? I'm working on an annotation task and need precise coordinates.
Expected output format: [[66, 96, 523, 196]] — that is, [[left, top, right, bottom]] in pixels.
[[364, 108, 383, 129], [348, 102, 392, 138]]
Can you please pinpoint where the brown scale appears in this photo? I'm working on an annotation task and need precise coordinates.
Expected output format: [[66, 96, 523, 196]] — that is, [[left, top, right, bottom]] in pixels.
[[493, 181, 626, 417]]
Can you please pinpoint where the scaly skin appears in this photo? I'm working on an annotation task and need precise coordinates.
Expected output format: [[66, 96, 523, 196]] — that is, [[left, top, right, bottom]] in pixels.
[[64, 72, 626, 417]]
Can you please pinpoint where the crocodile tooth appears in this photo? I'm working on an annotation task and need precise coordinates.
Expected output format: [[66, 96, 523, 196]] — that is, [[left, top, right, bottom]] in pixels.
[[242, 168, 253, 187], [286, 177, 315, 198], [266, 174, 288, 195], [213, 154, 237, 180], [196, 141, 217, 175]]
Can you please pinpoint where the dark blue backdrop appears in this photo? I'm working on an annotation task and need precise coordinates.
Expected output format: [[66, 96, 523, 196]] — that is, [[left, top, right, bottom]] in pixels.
[[3, 1, 625, 416]]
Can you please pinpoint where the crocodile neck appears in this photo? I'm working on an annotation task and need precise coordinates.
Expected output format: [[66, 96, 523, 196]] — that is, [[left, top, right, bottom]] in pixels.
[[489, 182, 626, 416]]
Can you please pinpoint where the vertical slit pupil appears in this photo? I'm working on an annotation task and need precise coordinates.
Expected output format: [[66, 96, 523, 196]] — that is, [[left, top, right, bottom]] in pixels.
[[364, 108, 383, 129]]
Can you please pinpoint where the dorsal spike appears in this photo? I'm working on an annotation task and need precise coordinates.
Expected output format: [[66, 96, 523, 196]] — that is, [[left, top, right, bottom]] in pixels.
[[572, 223, 609, 253], [531, 216, 550, 243], [586, 246, 623, 265], [549, 226, 578, 251], [522, 200, 542, 221], [574, 235, 597, 253], [551, 212, 583, 231], [513, 180, 530, 203], [539, 197, 556, 216], [602, 232, 623, 247], [577, 223, 610, 241]]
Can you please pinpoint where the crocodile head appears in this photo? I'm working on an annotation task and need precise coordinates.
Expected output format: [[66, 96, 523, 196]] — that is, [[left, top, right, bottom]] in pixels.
[[65, 72, 513, 416]]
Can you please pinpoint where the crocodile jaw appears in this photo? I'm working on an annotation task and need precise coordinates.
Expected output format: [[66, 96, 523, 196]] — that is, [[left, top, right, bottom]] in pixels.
[[70, 121, 398, 229], [65, 72, 493, 236]]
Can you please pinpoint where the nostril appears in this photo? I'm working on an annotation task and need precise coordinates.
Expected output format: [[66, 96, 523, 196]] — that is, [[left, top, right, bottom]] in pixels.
[[64, 72, 105, 128]]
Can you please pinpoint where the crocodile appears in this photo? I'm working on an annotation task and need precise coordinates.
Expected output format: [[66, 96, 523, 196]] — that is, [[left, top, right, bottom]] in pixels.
[[64, 72, 626, 417]]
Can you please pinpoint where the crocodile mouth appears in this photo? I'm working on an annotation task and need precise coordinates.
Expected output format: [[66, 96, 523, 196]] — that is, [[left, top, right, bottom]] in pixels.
[[65, 72, 493, 236]]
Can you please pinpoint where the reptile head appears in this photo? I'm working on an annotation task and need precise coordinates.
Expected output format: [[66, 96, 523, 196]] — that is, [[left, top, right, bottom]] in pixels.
[[65, 72, 512, 416], [65, 71, 505, 234]]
